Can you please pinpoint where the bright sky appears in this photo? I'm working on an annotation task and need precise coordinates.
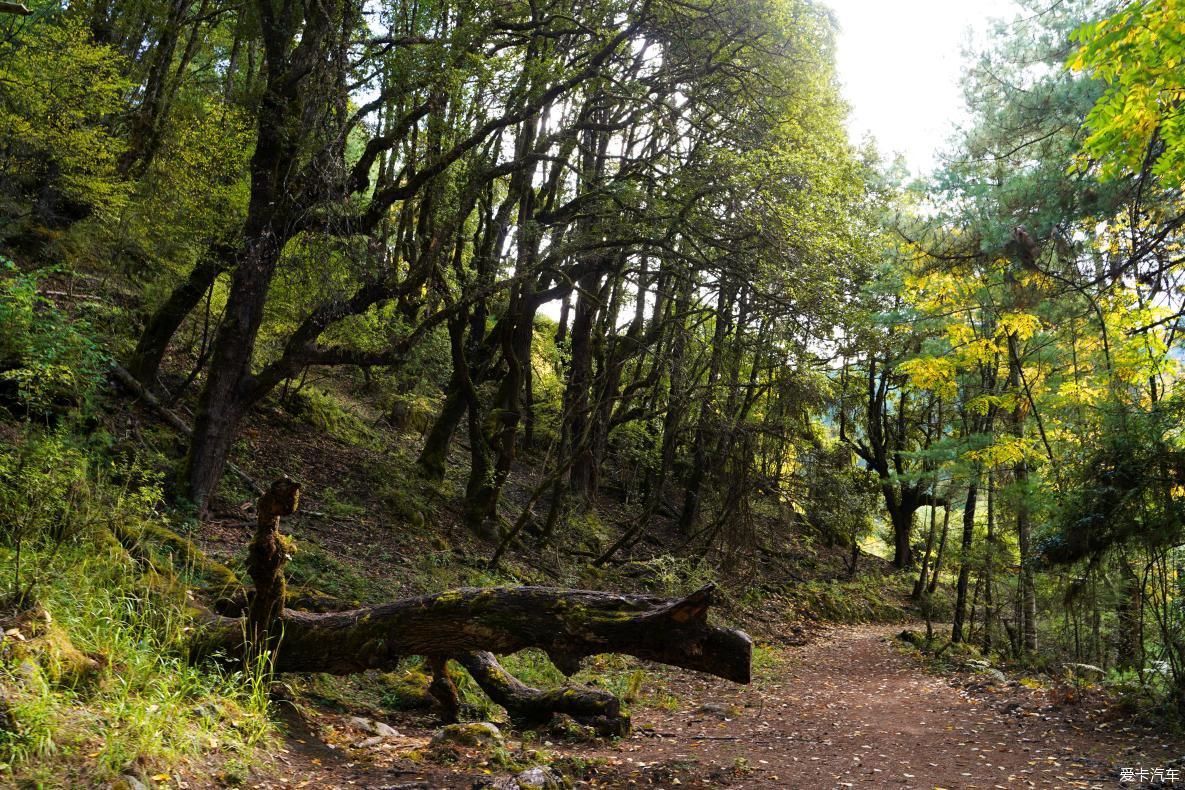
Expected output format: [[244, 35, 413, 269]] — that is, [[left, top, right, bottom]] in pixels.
[[825, 0, 1021, 175]]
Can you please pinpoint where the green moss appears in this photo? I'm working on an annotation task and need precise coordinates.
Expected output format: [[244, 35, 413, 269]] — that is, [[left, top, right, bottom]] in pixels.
[[378, 665, 434, 710], [283, 538, 390, 603], [502, 649, 567, 688], [285, 387, 380, 448], [319, 487, 366, 519], [115, 519, 240, 593], [785, 574, 914, 624], [5, 614, 99, 688]]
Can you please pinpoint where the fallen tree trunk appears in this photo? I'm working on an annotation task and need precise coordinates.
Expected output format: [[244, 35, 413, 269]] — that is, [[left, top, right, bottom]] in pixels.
[[187, 478, 750, 735], [196, 583, 751, 683]]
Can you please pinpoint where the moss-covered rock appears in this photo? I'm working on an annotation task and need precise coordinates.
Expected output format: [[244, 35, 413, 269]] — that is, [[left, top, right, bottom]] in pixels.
[[1, 606, 99, 687], [379, 666, 435, 710], [431, 721, 503, 748]]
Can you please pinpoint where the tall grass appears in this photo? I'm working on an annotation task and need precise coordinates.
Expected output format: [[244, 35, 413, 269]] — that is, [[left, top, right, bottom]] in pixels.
[[0, 429, 272, 786]]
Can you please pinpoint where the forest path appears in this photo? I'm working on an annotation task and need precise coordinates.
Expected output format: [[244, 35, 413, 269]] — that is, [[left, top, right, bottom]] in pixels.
[[251, 625, 1180, 788], [568, 624, 1179, 788]]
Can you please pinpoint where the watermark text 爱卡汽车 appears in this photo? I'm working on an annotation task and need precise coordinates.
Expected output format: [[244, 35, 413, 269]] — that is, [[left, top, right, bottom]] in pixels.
[[1120, 767, 1179, 784]]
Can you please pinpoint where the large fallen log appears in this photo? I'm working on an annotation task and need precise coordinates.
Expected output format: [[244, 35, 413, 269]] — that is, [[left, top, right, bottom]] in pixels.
[[189, 479, 750, 734], [198, 582, 751, 683]]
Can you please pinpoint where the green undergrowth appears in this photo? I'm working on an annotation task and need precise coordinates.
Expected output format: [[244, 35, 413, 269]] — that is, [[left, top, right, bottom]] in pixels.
[[0, 428, 271, 786], [0, 260, 106, 419], [784, 572, 917, 624], [299, 648, 680, 732], [281, 536, 396, 604], [283, 386, 382, 449]]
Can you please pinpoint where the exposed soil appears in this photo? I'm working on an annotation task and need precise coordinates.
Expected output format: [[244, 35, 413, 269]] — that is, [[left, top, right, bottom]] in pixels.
[[243, 625, 1181, 788]]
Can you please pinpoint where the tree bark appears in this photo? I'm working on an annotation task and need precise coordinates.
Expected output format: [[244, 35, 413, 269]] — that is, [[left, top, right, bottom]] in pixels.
[[912, 496, 937, 599], [563, 274, 602, 506], [245, 478, 301, 647], [127, 255, 227, 386], [926, 499, 950, 594], [119, 0, 190, 176], [982, 469, 996, 653], [416, 370, 468, 480], [887, 494, 916, 569], [428, 655, 461, 724], [951, 472, 979, 643], [1115, 560, 1141, 670], [1008, 333, 1037, 653], [196, 584, 752, 685], [457, 650, 628, 735]]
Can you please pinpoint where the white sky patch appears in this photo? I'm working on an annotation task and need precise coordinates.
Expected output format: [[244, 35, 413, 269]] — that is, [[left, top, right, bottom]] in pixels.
[[825, 0, 1021, 175]]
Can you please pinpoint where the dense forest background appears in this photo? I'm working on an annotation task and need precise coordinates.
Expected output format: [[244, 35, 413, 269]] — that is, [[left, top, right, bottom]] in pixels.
[[0, 0, 1183, 785]]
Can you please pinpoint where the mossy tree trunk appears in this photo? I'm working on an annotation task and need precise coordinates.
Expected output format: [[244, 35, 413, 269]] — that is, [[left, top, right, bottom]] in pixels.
[[199, 583, 751, 684], [203, 480, 751, 735], [126, 255, 228, 387], [457, 650, 628, 735], [244, 478, 301, 647]]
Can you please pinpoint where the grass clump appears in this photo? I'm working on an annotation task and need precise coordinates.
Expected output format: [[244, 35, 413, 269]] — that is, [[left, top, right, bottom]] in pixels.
[[283, 537, 390, 603], [0, 428, 272, 786]]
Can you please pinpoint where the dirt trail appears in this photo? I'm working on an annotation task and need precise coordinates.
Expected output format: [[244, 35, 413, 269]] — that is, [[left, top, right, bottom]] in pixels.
[[251, 625, 1181, 788], [570, 625, 1180, 788]]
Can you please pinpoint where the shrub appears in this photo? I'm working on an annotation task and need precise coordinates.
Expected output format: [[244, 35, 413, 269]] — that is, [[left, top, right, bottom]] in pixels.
[[0, 260, 105, 418]]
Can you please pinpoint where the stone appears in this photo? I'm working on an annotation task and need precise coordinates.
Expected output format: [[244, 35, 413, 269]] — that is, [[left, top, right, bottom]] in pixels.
[[482, 779, 520, 790], [14, 659, 43, 690], [696, 702, 734, 718], [347, 715, 375, 731], [476, 767, 566, 790], [346, 716, 401, 738], [353, 735, 386, 749], [1063, 662, 1105, 682], [431, 721, 503, 748], [514, 766, 565, 789], [373, 721, 400, 737]]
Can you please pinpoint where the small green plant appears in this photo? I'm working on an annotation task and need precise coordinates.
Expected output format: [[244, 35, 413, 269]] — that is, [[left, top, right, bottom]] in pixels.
[[623, 669, 645, 704], [448, 660, 499, 722], [751, 644, 780, 677], [0, 261, 105, 418], [378, 661, 434, 710], [320, 486, 366, 519], [283, 538, 391, 603], [786, 574, 914, 624], [618, 554, 717, 597]]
